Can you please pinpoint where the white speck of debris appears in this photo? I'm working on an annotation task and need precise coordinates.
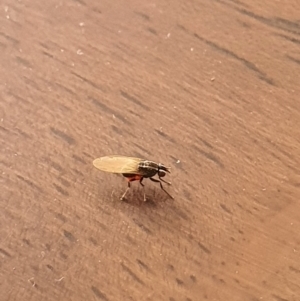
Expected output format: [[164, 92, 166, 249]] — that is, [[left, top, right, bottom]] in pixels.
[[6, 15, 10, 19], [71, 62, 75, 66], [166, 33, 171, 38], [79, 22, 85, 26], [54, 277, 64, 282], [28, 277, 36, 287], [211, 77, 215, 81], [112, 114, 116, 119], [61, 49, 64, 52], [176, 160, 180, 164], [0, 118, 3, 122], [173, 106, 177, 109], [191, 48, 194, 51], [77, 49, 83, 55], [262, 188, 266, 191]]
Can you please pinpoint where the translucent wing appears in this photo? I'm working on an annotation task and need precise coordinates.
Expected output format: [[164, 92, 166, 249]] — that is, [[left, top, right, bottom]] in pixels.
[[93, 155, 144, 174]]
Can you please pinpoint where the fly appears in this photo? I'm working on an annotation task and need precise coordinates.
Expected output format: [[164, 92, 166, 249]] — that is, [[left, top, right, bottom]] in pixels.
[[93, 155, 173, 201]]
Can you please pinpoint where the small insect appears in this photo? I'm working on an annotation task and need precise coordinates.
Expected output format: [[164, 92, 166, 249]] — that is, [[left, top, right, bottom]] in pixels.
[[93, 155, 173, 201]]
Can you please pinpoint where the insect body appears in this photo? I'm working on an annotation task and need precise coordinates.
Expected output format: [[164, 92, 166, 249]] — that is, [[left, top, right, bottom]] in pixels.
[[93, 155, 173, 201]]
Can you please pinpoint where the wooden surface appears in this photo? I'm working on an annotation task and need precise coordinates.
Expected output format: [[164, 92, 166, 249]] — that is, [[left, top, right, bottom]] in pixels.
[[1, 1, 300, 300]]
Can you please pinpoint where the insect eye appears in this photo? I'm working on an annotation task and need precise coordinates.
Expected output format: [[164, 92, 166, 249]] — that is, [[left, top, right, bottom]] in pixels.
[[158, 170, 166, 177]]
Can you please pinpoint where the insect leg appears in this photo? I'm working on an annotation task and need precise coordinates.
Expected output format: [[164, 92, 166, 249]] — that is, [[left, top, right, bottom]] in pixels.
[[150, 178, 174, 199], [120, 181, 131, 201], [139, 177, 147, 201], [159, 177, 172, 186]]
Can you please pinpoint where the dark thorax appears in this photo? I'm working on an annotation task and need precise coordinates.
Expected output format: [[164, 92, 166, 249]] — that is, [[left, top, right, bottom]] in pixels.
[[138, 160, 160, 178]]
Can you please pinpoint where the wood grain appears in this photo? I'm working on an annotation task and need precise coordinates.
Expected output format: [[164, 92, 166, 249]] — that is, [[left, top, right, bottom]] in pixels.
[[1, 0, 299, 300]]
